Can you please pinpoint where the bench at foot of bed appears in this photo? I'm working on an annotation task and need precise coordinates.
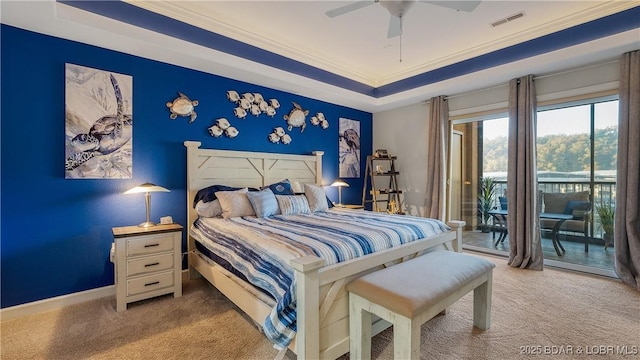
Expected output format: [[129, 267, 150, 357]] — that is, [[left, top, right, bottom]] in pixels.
[[347, 250, 495, 360]]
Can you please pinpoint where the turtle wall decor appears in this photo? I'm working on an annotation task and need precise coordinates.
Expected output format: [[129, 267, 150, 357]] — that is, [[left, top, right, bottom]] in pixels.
[[283, 101, 308, 132], [166, 92, 198, 123]]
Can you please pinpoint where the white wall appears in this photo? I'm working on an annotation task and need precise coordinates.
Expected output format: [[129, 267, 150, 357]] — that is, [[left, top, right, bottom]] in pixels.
[[373, 102, 430, 217]]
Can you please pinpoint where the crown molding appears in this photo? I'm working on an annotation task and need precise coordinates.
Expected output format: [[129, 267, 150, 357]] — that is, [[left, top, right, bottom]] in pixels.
[[127, 1, 638, 88], [124, 1, 377, 86]]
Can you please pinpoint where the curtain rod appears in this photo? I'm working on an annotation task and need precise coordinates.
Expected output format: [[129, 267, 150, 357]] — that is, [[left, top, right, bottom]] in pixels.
[[443, 58, 620, 101]]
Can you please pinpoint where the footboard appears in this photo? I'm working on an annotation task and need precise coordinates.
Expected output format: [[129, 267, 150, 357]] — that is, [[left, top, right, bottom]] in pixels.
[[291, 220, 465, 359]]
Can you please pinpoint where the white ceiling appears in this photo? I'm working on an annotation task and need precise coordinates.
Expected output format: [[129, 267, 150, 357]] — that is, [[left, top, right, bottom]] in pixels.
[[2, 1, 639, 112], [128, 1, 635, 86]]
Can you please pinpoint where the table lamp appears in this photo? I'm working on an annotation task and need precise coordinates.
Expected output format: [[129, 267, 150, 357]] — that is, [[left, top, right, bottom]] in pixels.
[[124, 182, 170, 227], [331, 179, 349, 206]]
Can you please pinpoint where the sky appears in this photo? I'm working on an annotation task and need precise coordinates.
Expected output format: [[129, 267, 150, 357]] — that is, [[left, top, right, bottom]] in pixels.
[[483, 100, 619, 140]]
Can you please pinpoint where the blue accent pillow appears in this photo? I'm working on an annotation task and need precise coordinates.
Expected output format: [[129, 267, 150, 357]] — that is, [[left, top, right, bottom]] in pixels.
[[263, 180, 295, 195], [193, 185, 241, 208], [326, 195, 335, 208], [499, 196, 508, 210], [247, 188, 280, 218], [564, 200, 590, 215]]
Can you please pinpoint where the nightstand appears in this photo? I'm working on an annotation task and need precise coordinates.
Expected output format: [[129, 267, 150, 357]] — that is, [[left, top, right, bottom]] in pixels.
[[111, 223, 183, 312]]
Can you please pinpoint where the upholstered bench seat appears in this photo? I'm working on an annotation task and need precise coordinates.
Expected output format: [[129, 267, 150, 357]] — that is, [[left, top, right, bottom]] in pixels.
[[347, 250, 495, 359]]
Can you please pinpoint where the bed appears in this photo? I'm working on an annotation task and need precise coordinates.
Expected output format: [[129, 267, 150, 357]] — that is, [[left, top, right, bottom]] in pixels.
[[184, 141, 465, 359]]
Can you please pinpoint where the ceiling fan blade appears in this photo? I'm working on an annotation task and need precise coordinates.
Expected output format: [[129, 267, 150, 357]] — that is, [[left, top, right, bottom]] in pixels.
[[387, 15, 402, 38], [420, 1, 481, 12], [325, 1, 375, 18]]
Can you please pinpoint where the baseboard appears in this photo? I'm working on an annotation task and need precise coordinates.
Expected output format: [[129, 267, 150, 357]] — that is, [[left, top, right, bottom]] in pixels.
[[544, 259, 618, 278], [1, 270, 193, 322], [0, 285, 116, 322]]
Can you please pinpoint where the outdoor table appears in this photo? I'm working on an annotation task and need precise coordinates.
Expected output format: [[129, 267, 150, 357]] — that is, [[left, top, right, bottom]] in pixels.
[[488, 209, 574, 256]]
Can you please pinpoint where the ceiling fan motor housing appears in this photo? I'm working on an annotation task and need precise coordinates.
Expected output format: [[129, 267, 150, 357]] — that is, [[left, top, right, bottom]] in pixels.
[[379, 0, 418, 17]]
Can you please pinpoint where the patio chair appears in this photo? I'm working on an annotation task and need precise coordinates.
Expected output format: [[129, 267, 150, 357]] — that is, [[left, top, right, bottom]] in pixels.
[[540, 191, 592, 251], [492, 197, 508, 243]]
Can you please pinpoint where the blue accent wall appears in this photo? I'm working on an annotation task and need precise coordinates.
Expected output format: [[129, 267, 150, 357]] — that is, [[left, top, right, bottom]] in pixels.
[[0, 25, 372, 308]]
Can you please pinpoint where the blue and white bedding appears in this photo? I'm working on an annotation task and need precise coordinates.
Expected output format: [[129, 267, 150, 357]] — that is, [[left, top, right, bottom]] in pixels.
[[190, 208, 450, 349]]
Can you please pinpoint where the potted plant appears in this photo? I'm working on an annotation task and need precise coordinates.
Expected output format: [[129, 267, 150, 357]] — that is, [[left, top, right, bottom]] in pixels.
[[477, 177, 497, 232], [595, 202, 615, 249]]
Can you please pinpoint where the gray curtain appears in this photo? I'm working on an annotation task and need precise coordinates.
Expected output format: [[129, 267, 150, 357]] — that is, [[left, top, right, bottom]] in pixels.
[[507, 75, 543, 270], [425, 96, 448, 220], [615, 50, 640, 290]]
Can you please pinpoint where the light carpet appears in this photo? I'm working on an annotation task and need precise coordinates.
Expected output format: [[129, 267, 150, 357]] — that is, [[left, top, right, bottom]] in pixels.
[[2, 253, 638, 359]]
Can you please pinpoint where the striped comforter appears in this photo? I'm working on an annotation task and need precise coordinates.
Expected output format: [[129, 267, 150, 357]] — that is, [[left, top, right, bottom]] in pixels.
[[191, 208, 450, 349]]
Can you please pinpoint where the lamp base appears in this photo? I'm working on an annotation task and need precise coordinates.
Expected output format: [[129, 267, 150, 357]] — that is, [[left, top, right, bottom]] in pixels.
[[138, 221, 157, 228]]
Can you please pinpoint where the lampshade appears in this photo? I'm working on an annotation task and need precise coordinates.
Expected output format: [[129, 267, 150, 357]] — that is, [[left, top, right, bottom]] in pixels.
[[331, 179, 349, 188], [124, 182, 170, 227], [124, 182, 170, 194], [331, 179, 349, 206]]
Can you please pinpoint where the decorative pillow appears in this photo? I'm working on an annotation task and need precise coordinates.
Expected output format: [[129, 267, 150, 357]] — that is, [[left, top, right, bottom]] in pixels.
[[215, 188, 255, 218], [195, 199, 223, 218], [247, 188, 280, 218], [326, 195, 335, 208], [276, 195, 311, 215], [288, 179, 304, 194], [499, 196, 508, 210], [304, 184, 329, 212], [262, 179, 295, 195], [193, 184, 241, 208], [564, 200, 591, 219]]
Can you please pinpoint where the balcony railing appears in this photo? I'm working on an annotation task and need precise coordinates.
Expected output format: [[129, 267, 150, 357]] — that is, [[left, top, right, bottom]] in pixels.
[[491, 180, 616, 239]]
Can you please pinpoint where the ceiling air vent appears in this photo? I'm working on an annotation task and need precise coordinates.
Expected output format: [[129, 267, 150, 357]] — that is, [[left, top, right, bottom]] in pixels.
[[490, 11, 525, 28]]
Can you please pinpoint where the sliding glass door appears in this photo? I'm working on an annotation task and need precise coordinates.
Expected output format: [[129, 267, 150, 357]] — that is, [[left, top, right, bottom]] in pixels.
[[451, 97, 618, 275], [536, 99, 618, 272]]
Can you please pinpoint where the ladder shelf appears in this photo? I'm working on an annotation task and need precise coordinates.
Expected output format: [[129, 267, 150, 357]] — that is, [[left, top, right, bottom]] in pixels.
[[362, 155, 404, 214]]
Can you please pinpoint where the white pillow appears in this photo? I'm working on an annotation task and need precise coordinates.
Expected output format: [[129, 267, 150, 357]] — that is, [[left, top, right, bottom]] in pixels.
[[304, 184, 329, 212], [275, 195, 311, 215], [195, 199, 223, 218], [215, 188, 255, 219]]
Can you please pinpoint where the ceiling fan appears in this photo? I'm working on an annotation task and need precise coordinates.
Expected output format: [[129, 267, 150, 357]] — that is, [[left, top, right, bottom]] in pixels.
[[326, 0, 481, 38]]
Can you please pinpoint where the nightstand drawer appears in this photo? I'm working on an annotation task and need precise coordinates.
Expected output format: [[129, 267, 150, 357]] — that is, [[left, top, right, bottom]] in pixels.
[[127, 271, 174, 296], [127, 253, 174, 277], [126, 234, 174, 256]]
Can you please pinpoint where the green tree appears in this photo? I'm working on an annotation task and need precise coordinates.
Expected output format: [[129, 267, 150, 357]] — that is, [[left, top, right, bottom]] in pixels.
[[482, 126, 618, 173]]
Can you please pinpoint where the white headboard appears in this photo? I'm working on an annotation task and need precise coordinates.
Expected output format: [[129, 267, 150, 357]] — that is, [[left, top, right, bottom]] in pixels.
[[184, 141, 324, 252]]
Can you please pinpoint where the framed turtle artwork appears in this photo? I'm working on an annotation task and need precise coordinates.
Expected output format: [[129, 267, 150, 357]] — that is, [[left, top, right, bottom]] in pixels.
[[64, 64, 133, 179], [339, 118, 361, 178]]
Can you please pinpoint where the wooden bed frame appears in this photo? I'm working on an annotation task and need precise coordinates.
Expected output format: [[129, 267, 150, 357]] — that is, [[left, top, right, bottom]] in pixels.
[[184, 141, 464, 359]]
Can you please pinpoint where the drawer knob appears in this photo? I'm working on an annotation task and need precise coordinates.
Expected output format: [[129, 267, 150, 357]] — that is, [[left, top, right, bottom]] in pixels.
[[144, 262, 160, 267], [145, 281, 160, 287], [144, 243, 160, 248]]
